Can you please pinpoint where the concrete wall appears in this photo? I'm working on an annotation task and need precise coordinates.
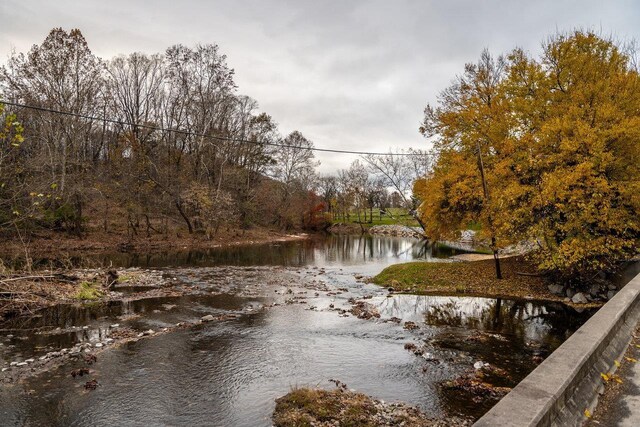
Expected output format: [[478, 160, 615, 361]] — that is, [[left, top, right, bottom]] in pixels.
[[474, 270, 640, 427]]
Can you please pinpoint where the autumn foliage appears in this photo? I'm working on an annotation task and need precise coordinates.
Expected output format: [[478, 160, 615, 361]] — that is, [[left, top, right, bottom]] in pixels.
[[416, 31, 640, 280]]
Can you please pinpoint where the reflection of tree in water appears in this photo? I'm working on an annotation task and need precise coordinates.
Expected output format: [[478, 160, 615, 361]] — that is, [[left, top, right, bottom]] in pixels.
[[83, 235, 467, 268], [376, 295, 593, 346]]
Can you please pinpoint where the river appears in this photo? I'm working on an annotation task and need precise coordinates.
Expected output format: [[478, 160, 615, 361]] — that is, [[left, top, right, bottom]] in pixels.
[[0, 235, 594, 426]]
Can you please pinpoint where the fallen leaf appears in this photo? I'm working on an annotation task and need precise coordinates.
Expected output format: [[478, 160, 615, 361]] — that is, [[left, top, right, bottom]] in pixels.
[[584, 409, 592, 418]]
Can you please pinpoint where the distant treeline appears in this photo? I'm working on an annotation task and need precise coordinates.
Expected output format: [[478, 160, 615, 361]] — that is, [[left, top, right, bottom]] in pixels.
[[0, 28, 328, 238]]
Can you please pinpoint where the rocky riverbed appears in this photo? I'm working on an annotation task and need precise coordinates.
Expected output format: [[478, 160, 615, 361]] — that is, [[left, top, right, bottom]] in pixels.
[[0, 236, 599, 425]]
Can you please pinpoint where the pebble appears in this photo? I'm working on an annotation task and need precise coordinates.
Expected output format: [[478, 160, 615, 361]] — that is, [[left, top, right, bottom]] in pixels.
[[84, 349, 91, 353], [110, 324, 120, 328], [94, 343, 103, 348], [25, 358, 35, 363], [82, 326, 89, 330], [10, 361, 18, 366], [16, 362, 28, 367], [201, 315, 215, 322], [1, 367, 9, 372]]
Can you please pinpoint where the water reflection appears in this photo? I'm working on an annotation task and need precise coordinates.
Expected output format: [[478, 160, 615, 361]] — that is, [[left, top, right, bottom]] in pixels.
[[78, 235, 466, 268]]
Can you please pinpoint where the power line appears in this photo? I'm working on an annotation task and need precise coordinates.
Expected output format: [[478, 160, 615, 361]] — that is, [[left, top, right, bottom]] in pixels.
[[0, 100, 422, 157]]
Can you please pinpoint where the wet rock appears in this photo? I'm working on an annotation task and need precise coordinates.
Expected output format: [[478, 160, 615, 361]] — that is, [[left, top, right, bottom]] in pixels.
[[201, 315, 215, 322], [349, 301, 380, 320], [571, 292, 588, 304], [71, 368, 90, 378], [368, 225, 424, 238], [547, 284, 564, 295], [84, 379, 99, 390], [403, 321, 419, 331], [442, 374, 511, 403], [588, 283, 601, 297]]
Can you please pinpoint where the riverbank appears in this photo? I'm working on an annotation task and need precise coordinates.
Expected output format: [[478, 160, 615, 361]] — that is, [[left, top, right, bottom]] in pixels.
[[0, 227, 309, 261], [372, 256, 601, 307], [0, 229, 310, 319]]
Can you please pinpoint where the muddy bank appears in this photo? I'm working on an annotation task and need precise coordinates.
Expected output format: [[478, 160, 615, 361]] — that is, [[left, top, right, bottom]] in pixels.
[[273, 385, 471, 426], [0, 267, 172, 320], [0, 227, 309, 260]]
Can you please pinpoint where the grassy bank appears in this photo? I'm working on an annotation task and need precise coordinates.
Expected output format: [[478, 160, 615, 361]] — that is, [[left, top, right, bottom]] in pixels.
[[373, 256, 570, 303], [333, 208, 420, 227]]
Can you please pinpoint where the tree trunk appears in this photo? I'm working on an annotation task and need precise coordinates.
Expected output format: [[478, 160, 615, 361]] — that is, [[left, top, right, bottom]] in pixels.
[[492, 237, 502, 279], [175, 199, 193, 234]]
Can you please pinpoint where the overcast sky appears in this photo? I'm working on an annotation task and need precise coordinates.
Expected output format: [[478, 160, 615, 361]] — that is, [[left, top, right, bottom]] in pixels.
[[1, 0, 639, 173]]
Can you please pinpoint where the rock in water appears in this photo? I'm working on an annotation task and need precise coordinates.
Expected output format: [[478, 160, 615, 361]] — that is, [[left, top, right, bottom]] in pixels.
[[571, 292, 588, 304], [201, 315, 215, 322]]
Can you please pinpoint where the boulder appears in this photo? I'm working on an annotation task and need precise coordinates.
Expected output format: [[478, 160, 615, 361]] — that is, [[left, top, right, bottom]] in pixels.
[[547, 284, 564, 296], [571, 292, 588, 304]]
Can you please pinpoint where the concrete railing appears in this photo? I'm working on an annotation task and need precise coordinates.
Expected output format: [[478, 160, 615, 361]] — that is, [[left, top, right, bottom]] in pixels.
[[474, 269, 640, 427]]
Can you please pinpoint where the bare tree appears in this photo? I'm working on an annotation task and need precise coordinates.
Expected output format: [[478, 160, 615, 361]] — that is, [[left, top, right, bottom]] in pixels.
[[362, 149, 431, 232]]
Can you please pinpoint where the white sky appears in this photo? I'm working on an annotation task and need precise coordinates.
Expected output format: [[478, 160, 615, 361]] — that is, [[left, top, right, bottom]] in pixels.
[[1, 0, 639, 173]]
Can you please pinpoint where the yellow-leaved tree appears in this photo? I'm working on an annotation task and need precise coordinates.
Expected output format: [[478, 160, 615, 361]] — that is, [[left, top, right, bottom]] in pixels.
[[416, 31, 640, 282]]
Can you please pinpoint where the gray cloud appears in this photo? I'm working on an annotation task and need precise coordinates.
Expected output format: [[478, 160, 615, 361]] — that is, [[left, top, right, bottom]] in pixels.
[[1, 0, 639, 173]]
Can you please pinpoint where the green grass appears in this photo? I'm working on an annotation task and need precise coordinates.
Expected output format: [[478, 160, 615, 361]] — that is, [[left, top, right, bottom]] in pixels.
[[333, 208, 419, 227], [75, 281, 103, 300], [372, 257, 561, 301]]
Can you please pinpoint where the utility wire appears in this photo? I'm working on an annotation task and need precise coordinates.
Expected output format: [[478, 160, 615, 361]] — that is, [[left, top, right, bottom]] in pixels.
[[0, 100, 423, 157]]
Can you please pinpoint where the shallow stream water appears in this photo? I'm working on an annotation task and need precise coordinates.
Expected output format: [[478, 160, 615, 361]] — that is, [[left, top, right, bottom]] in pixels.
[[0, 235, 595, 426]]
